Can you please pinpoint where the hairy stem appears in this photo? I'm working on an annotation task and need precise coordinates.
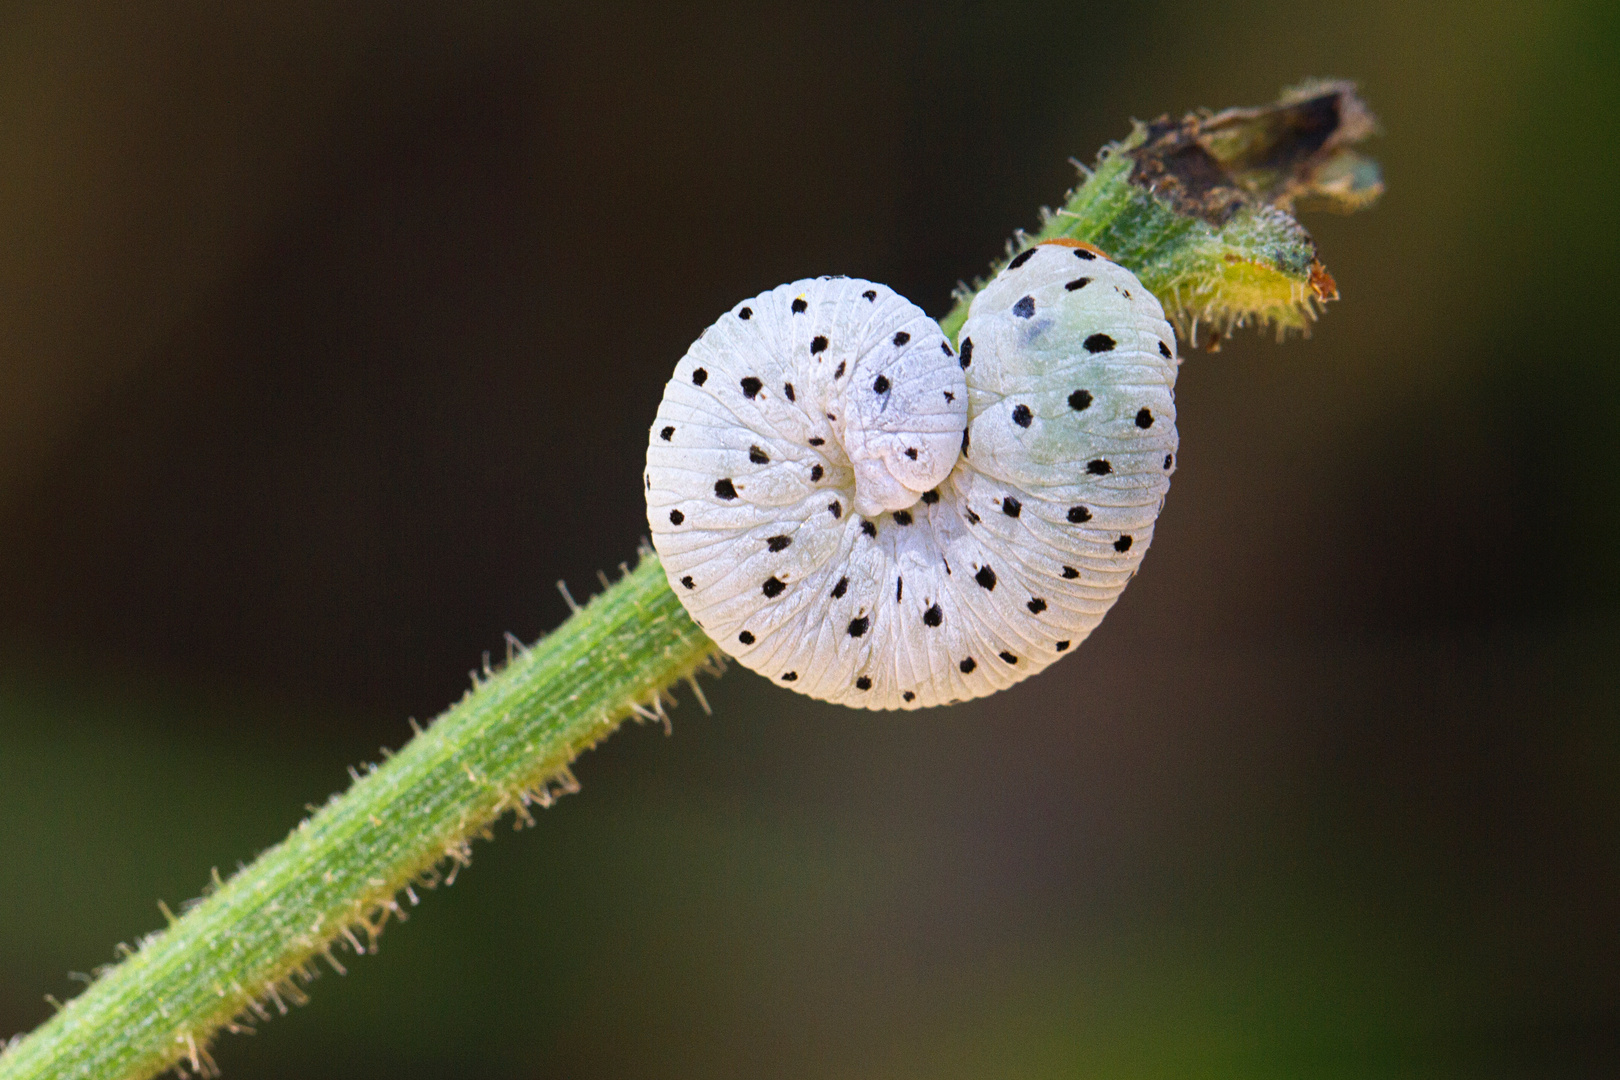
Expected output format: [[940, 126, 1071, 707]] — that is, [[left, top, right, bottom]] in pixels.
[[940, 79, 1381, 346], [0, 555, 715, 1080], [0, 82, 1379, 1080]]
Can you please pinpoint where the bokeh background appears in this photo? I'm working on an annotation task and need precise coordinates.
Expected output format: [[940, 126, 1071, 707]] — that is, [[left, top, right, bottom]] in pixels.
[[2, 2, 1617, 1077]]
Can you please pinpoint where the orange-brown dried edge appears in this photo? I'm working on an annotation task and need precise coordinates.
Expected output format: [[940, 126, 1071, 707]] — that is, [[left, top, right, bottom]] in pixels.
[[1308, 260, 1338, 302], [1039, 238, 1112, 260]]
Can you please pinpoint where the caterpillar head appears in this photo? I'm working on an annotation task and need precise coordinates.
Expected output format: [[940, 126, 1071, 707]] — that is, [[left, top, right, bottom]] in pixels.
[[835, 317, 967, 517]]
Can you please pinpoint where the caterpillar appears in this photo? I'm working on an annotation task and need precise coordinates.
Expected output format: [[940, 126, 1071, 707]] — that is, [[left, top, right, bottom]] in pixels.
[[645, 241, 1179, 709]]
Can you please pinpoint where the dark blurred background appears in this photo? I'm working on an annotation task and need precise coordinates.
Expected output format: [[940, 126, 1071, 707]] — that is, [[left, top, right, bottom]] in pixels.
[[2, 2, 1617, 1077]]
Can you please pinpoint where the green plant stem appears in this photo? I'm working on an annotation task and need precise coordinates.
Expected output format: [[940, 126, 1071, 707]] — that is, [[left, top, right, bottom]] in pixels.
[[941, 79, 1381, 346], [0, 82, 1379, 1080], [0, 555, 714, 1080]]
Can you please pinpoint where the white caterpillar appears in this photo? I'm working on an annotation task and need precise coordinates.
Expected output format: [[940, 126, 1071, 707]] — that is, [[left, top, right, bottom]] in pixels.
[[646, 241, 1179, 710]]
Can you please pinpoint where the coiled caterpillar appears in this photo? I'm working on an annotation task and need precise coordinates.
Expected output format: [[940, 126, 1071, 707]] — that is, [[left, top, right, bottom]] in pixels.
[[646, 241, 1178, 709]]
